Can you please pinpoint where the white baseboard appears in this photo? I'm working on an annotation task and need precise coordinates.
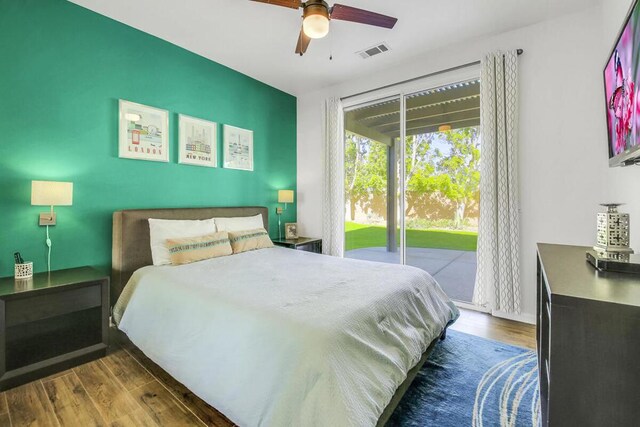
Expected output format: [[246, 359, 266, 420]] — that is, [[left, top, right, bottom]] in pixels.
[[453, 301, 490, 313], [453, 301, 536, 325], [492, 310, 536, 325]]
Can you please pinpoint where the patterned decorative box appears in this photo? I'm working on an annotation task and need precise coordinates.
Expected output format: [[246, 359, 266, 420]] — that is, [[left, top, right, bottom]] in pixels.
[[595, 204, 633, 253]]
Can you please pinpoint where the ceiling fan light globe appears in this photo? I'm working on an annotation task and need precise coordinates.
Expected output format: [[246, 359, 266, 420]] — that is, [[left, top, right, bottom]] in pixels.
[[303, 15, 329, 39], [303, 14, 329, 39]]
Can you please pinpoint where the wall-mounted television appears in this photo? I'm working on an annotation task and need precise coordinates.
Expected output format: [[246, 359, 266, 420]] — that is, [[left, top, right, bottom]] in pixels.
[[604, 0, 640, 167]]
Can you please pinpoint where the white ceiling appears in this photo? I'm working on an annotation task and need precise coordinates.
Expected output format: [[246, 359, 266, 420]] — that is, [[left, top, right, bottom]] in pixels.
[[70, 0, 598, 96]]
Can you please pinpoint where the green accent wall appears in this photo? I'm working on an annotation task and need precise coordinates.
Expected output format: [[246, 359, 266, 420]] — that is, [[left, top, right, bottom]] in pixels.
[[0, 0, 297, 277]]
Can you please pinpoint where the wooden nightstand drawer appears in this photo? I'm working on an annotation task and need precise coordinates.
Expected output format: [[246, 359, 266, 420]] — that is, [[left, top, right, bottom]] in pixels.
[[295, 243, 316, 252], [5, 283, 102, 327], [272, 237, 322, 254], [0, 267, 109, 390]]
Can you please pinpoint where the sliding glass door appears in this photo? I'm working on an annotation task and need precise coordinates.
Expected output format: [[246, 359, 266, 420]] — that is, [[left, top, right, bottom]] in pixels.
[[403, 81, 480, 303], [344, 97, 401, 264], [344, 77, 480, 305]]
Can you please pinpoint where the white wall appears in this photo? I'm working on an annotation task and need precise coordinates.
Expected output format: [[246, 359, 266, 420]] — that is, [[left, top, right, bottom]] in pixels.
[[297, 4, 621, 321], [602, 0, 640, 251]]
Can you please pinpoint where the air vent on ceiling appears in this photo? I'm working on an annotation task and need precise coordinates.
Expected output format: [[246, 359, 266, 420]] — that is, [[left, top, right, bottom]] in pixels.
[[357, 43, 390, 59]]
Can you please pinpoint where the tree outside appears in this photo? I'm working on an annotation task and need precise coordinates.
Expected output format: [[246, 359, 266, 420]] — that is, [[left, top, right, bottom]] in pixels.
[[430, 127, 480, 228], [345, 127, 480, 251], [344, 133, 388, 222]]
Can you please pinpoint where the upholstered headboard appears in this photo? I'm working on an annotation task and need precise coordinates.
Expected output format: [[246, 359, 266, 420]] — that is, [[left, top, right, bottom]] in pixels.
[[111, 206, 268, 306]]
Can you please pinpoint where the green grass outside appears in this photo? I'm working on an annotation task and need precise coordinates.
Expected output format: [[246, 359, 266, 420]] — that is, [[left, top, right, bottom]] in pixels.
[[345, 222, 478, 252]]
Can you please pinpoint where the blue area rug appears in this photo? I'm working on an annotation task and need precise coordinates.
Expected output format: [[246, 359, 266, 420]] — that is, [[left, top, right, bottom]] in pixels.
[[389, 330, 539, 427]]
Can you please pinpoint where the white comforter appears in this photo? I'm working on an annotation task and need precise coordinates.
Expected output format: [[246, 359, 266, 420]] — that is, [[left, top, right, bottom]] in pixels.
[[114, 247, 458, 427]]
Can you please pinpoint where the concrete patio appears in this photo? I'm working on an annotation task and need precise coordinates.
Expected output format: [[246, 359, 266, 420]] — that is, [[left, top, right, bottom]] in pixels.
[[345, 247, 477, 302]]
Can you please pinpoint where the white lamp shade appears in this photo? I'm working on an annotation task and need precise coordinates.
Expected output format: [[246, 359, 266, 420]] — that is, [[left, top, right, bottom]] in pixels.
[[278, 190, 294, 204], [31, 181, 73, 206]]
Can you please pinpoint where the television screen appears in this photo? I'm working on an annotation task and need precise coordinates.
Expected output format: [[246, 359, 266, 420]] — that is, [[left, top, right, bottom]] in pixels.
[[604, 0, 640, 166]]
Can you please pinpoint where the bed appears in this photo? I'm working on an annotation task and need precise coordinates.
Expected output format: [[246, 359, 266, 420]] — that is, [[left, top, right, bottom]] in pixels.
[[111, 207, 459, 426]]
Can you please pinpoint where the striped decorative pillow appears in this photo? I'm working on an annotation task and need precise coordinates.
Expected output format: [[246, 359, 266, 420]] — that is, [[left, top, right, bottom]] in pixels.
[[165, 232, 232, 265], [228, 228, 274, 254]]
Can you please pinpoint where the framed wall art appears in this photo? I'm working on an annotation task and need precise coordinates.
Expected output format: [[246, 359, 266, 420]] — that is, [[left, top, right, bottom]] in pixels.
[[118, 100, 169, 162], [285, 223, 298, 239], [223, 125, 253, 171], [178, 114, 217, 168]]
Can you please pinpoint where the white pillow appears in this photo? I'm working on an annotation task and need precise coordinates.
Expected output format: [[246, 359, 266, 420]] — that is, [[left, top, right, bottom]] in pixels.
[[214, 214, 264, 232], [148, 218, 217, 266]]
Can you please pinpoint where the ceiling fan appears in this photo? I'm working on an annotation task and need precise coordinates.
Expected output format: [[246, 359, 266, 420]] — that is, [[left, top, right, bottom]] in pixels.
[[250, 0, 398, 56]]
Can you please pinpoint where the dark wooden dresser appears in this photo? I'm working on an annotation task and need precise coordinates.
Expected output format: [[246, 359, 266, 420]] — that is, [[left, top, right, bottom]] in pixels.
[[537, 244, 640, 426], [0, 267, 109, 390]]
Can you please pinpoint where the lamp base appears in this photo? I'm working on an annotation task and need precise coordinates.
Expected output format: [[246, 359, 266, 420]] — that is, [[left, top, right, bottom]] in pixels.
[[277, 213, 282, 240], [39, 212, 56, 226]]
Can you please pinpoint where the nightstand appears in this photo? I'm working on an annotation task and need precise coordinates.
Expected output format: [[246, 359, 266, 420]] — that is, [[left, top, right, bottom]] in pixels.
[[0, 266, 109, 390], [272, 237, 322, 254]]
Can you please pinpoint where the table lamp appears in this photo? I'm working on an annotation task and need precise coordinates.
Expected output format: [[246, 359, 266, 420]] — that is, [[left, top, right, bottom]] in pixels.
[[31, 181, 73, 272], [276, 190, 294, 240]]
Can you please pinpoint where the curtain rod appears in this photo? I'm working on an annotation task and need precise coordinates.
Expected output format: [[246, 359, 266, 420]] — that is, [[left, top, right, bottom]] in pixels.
[[340, 49, 523, 101]]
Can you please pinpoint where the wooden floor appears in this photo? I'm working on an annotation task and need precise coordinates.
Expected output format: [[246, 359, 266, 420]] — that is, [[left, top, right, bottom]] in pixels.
[[450, 308, 536, 350], [0, 308, 535, 426]]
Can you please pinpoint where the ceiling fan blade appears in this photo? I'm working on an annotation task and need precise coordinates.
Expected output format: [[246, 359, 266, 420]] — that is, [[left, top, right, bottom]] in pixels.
[[295, 26, 311, 55], [250, 0, 301, 9], [330, 4, 397, 29]]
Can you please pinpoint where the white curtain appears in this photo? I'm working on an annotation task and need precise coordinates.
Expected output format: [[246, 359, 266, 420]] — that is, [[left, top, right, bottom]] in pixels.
[[473, 50, 521, 314], [322, 97, 345, 257]]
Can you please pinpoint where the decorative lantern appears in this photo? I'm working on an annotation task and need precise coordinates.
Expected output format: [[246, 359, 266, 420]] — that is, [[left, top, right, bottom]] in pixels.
[[594, 203, 633, 253]]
